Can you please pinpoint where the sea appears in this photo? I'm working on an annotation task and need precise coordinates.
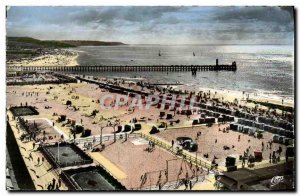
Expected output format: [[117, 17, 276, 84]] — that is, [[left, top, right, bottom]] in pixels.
[[69, 44, 294, 100]]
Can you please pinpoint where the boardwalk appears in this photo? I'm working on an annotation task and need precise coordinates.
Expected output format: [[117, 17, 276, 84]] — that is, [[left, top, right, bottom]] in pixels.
[[7, 62, 237, 73]]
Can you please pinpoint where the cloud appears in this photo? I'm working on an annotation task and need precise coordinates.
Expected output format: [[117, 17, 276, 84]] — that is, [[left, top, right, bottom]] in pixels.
[[6, 6, 294, 45]]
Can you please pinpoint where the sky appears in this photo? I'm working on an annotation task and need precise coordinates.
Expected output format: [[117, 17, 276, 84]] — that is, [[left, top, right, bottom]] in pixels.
[[6, 6, 294, 45]]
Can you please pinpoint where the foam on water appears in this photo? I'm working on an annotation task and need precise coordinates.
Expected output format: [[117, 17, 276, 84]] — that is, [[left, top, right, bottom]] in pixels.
[[69, 44, 294, 99]]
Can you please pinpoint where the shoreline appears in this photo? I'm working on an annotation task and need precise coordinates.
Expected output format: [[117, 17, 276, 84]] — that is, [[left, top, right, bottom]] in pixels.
[[7, 49, 79, 67], [94, 75, 294, 110]]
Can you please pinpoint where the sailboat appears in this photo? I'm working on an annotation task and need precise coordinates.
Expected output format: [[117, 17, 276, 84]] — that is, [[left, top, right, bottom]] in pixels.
[[193, 52, 195, 56], [158, 50, 161, 56]]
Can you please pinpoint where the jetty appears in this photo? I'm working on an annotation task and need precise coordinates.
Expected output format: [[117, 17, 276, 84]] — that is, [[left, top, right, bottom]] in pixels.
[[7, 59, 237, 72]]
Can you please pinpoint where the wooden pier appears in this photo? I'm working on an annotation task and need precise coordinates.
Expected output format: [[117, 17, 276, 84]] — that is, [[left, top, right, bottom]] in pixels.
[[7, 60, 237, 73]]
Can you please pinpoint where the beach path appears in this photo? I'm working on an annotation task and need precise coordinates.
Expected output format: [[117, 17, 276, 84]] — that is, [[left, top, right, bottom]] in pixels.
[[88, 152, 127, 180]]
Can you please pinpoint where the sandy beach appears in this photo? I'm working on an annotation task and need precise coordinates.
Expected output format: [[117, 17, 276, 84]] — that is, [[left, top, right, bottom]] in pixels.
[[6, 74, 294, 191], [7, 50, 79, 67]]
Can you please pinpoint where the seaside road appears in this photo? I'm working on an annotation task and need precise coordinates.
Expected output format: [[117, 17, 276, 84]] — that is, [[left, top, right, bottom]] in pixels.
[[7, 111, 68, 191]]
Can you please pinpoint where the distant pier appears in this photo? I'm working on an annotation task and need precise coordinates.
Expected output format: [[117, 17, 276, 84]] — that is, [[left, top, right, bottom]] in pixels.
[[7, 59, 237, 73]]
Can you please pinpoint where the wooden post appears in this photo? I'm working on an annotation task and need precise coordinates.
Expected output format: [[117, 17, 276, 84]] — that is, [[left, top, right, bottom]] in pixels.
[[100, 127, 103, 144], [114, 125, 116, 142]]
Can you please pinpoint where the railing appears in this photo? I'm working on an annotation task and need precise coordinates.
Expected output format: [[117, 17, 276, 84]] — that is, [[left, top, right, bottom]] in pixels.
[[138, 133, 212, 170], [74, 132, 138, 144], [136, 176, 206, 190], [7, 64, 237, 72]]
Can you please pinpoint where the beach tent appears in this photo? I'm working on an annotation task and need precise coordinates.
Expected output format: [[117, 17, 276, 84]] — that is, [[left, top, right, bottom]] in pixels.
[[243, 126, 250, 134], [238, 125, 244, 132], [149, 126, 159, 134], [200, 113, 206, 118], [255, 130, 264, 139], [204, 117, 215, 124], [254, 151, 263, 162], [71, 124, 84, 134], [263, 124, 272, 132], [199, 118, 205, 124], [166, 114, 173, 119], [244, 120, 254, 127], [269, 127, 278, 134], [225, 156, 236, 167], [254, 122, 264, 130], [229, 123, 237, 130], [237, 118, 244, 124], [134, 123, 142, 131], [284, 138, 293, 146], [278, 128, 286, 137], [286, 131, 294, 139], [213, 112, 221, 118], [278, 136, 286, 144], [218, 116, 224, 123], [159, 112, 165, 118], [248, 128, 256, 136], [230, 123, 237, 131], [224, 115, 235, 122], [192, 119, 199, 125], [272, 134, 280, 143]]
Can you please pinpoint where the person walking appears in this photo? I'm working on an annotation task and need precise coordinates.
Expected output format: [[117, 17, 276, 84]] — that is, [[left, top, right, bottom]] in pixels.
[[52, 178, 56, 187], [58, 178, 61, 187]]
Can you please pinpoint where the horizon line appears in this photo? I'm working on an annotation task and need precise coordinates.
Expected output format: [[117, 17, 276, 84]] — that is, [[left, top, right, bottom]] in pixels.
[[7, 36, 293, 46]]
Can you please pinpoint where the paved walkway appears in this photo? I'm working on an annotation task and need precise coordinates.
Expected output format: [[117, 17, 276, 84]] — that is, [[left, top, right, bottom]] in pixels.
[[7, 111, 68, 191], [89, 152, 127, 180]]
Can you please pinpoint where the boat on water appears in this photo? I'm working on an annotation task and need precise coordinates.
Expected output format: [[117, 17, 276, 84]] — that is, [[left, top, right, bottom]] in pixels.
[[158, 50, 161, 56], [193, 52, 195, 56]]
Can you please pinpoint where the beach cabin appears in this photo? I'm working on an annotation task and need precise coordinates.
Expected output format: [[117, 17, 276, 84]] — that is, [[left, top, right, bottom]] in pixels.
[[230, 123, 239, 131]]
